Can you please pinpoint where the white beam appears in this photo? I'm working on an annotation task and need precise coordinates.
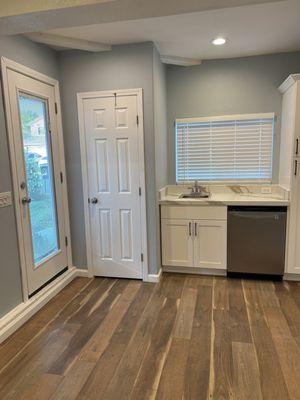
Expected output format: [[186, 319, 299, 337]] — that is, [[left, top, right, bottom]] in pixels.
[[0, 0, 114, 18], [160, 55, 202, 67], [0, 0, 285, 35], [25, 32, 111, 52]]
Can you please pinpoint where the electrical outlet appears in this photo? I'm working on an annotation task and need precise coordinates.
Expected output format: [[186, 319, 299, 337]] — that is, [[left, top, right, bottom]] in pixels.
[[261, 187, 272, 194]]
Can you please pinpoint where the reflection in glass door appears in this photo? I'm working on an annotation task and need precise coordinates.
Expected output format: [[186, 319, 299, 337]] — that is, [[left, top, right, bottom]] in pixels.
[[18, 94, 59, 266]]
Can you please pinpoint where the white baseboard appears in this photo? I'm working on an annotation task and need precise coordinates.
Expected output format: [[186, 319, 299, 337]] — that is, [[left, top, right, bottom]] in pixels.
[[75, 268, 93, 278], [163, 265, 227, 276], [144, 268, 162, 283], [283, 273, 300, 281], [0, 267, 78, 344]]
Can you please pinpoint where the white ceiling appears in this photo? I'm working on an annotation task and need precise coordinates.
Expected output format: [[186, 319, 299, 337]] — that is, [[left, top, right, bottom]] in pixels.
[[46, 0, 300, 61]]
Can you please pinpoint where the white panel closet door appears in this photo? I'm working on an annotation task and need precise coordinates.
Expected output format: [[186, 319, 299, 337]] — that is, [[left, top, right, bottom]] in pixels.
[[83, 94, 142, 279]]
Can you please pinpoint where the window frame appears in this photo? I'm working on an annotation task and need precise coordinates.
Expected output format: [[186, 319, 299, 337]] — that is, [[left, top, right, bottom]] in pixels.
[[175, 113, 275, 184]]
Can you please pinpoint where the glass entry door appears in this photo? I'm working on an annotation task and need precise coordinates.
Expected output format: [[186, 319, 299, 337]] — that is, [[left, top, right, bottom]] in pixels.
[[19, 94, 60, 266], [5, 67, 68, 296]]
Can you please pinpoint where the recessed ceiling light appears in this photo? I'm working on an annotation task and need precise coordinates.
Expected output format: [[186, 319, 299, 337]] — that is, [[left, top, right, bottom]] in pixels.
[[212, 37, 226, 46]]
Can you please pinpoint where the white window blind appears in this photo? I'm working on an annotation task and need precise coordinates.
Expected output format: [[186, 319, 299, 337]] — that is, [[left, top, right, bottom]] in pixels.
[[176, 113, 274, 182]]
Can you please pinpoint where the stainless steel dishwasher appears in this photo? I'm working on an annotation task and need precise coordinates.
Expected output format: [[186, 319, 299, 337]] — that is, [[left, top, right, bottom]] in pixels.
[[227, 206, 287, 278]]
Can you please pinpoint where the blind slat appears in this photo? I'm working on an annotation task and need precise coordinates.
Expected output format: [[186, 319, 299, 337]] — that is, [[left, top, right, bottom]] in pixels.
[[176, 116, 274, 182]]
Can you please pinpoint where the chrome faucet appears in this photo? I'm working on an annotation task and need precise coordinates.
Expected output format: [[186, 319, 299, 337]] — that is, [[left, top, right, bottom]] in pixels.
[[189, 180, 206, 195], [180, 180, 210, 199]]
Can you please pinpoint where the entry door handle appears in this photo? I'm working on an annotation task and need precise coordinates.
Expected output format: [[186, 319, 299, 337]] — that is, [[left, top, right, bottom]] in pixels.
[[21, 196, 31, 205], [90, 197, 98, 204]]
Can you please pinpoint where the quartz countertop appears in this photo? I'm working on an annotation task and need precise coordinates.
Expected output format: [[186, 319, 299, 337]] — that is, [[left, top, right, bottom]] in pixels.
[[158, 185, 290, 206]]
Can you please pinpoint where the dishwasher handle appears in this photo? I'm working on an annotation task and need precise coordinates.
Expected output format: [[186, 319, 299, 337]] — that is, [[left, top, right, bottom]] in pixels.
[[229, 211, 286, 220]]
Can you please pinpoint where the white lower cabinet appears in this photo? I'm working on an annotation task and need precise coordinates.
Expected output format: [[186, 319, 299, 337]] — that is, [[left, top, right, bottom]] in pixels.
[[193, 219, 227, 269], [161, 219, 193, 267], [161, 206, 227, 271]]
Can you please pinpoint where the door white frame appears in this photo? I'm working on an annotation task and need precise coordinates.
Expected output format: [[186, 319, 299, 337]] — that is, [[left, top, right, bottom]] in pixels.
[[1, 57, 73, 301], [77, 88, 148, 281]]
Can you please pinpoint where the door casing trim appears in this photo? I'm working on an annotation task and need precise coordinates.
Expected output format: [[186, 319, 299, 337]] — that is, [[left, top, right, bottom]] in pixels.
[[1, 57, 73, 301], [77, 88, 148, 281]]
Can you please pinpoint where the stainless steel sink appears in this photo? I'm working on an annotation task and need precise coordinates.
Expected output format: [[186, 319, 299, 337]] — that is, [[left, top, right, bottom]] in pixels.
[[180, 193, 210, 199]]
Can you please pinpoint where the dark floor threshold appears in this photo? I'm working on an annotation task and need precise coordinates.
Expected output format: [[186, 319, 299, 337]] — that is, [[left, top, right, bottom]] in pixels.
[[29, 266, 68, 298]]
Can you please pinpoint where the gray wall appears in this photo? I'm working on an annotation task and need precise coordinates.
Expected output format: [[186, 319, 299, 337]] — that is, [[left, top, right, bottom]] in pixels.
[[153, 45, 167, 271], [0, 35, 59, 317], [167, 52, 300, 183], [58, 42, 159, 274]]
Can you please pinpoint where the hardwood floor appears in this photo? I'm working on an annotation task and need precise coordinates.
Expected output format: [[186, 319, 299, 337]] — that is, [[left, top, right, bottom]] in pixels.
[[0, 274, 300, 399]]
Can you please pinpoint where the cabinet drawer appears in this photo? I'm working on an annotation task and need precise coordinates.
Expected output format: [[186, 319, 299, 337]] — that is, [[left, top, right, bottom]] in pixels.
[[161, 205, 227, 221]]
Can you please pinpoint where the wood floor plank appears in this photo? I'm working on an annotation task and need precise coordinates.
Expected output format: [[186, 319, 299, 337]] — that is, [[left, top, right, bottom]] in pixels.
[[228, 279, 252, 343], [49, 360, 95, 400], [48, 279, 127, 375], [261, 287, 300, 400], [243, 280, 290, 400], [209, 309, 233, 399], [173, 285, 197, 339], [274, 282, 300, 346], [232, 342, 263, 400], [271, 335, 300, 400], [1, 274, 300, 400], [48, 281, 142, 400], [54, 278, 108, 324], [130, 298, 180, 400], [102, 286, 165, 400], [155, 338, 190, 400], [157, 273, 185, 299], [21, 373, 63, 400], [0, 277, 91, 372], [78, 280, 141, 362], [0, 323, 80, 400], [213, 276, 229, 311], [77, 283, 153, 400], [184, 284, 212, 400], [209, 277, 233, 400]]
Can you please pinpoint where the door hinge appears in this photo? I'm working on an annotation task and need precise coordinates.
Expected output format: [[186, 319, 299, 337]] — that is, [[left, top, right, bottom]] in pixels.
[[55, 102, 58, 114], [60, 172, 63, 183], [65, 236, 68, 247], [141, 253, 144, 262], [136, 115, 139, 125], [139, 187, 142, 196]]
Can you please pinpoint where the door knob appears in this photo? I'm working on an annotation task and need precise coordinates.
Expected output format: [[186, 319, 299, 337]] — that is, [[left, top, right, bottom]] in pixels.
[[21, 196, 31, 205], [90, 197, 98, 204]]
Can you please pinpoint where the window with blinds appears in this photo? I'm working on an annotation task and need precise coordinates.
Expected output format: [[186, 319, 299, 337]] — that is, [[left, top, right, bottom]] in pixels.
[[175, 114, 274, 182]]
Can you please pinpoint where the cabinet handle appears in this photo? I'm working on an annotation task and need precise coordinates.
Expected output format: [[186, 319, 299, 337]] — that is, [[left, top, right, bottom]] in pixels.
[[189, 222, 192, 236], [295, 159, 298, 176], [194, 222, 197, 236], [296, 139, 299, 156]]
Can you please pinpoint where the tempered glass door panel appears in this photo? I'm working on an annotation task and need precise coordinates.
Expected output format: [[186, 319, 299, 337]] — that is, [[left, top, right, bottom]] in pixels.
[[18, 93, 60, 266], [6, 69, 68, 295]]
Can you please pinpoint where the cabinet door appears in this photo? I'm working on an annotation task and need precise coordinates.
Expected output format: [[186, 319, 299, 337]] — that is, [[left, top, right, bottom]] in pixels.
[[294, 82, 300, 156], [193, 219, 227, 270], [287, 165, 300, 274], [161, 219, 193, 267]]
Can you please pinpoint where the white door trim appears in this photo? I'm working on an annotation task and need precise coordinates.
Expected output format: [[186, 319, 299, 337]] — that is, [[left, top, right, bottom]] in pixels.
[[1, 57, 73, 301], [77, 88, 148, 281]]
